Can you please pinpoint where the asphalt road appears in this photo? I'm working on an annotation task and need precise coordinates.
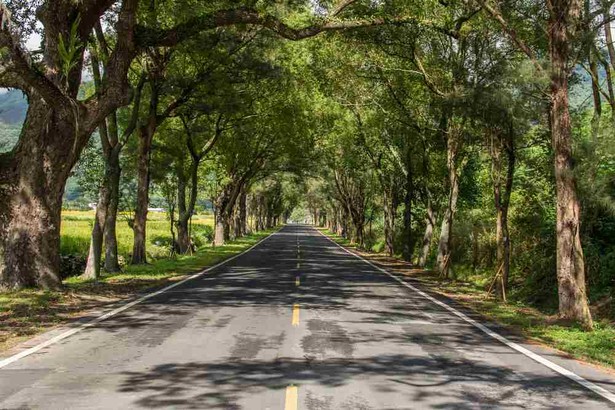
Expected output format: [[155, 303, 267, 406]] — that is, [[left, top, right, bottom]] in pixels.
[[1, 225, 614, 409]]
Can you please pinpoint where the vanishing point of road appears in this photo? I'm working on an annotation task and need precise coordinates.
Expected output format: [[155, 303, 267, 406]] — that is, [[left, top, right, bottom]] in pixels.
[[1, 225, 614, 409]]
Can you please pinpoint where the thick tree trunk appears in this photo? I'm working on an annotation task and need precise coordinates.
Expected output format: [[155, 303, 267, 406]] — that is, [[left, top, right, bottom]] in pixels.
[[0, 101, 82, 290], [550, 6, 593, 328], [213, 183, 240, 246], [0, 1, 137, 290], [0, 172, 65, 289], [131, 125, 154, 264], [177, 218, 190, 253], [418, 200, 435, 268], [214, 211, 231, 246]]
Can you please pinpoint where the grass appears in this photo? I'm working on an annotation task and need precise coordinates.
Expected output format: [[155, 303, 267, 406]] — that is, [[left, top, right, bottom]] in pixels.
[[319, 228, 615, 371], [60, 210, 215, 260], [0, 214, 277, 353]]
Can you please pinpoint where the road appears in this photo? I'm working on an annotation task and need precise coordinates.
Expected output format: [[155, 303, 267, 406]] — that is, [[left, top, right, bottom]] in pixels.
[[1, 225, 614, 409]]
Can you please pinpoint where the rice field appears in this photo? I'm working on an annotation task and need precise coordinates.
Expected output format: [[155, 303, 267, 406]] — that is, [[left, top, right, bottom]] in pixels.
[[60, 210, 215, 260]]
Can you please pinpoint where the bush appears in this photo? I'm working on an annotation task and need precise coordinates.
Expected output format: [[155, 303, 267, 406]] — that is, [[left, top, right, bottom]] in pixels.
[[193, 225, 214, 247], [60, 254, 87, 279]]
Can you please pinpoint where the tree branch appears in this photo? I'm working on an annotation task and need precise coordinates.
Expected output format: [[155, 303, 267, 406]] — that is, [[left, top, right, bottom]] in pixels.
[[331, 0, 360, 17], [136, 7, 439, 47], [0, 3, 69, 103], [473, 0, 545, 74]]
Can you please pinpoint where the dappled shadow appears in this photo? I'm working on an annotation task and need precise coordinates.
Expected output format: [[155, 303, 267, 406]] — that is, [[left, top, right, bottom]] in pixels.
[[47, 225, 612, 408], [118, 353, 599, 408]]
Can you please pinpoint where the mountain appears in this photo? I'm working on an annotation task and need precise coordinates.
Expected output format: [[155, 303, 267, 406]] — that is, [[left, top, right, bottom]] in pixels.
[[0, 89, 27, 153], [0, 89, 28, 124]]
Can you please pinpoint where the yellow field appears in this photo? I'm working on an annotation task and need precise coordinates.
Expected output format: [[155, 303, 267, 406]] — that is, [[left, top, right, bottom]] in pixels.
[[60, 210, 214, 260]]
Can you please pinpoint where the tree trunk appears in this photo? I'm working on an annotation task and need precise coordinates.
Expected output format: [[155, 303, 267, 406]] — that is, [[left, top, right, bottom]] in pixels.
[[383, 187, 396, 256], [234, 214, 242, 238], [131, 125, 155, 264], [213, 182, 241, 246], [549, 4, 593, 328], [0, 170, 65, 289], [354, 219, 365, 248], [338, 207, 347, 237], [0, 101, 82, 290], [402, 162, 414, 261], [83, 177, 111, 280], [176, 169, 191, 253], [177, 218, 190, 253], [436, 129, 462, 278], [238, 190, 247, 237], [490, 126, 516, 301], [103, 152, 122, 272], [418, 200, 435, 268], [214, 216, 227, 246]]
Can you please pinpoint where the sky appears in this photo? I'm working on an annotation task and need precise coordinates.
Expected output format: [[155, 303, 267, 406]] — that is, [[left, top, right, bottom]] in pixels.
[[0, 32, 41, 94]]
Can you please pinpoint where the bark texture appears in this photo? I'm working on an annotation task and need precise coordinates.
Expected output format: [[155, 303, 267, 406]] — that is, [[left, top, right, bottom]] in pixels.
[[436, 125, 462, 278], [549, 0, 592, 328]]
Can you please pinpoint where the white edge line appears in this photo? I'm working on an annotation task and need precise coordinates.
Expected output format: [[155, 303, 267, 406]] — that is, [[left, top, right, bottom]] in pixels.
[[0, 229, 280, 369], [314, 227, 615, 405]]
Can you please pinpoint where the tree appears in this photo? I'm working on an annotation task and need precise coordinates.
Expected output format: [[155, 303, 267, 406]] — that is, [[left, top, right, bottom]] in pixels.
[[476, 0, 598, 328], [0, 0, 416, 289]]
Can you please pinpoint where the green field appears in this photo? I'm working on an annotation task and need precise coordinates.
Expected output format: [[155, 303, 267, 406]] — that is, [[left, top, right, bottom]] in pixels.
[[60, 210, 215, 261]]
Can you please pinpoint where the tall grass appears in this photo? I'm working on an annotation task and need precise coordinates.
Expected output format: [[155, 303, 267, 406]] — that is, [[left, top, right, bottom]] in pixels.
[[60, 210, 214, 260]]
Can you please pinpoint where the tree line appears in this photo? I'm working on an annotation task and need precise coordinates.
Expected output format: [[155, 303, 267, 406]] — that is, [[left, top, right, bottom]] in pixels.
[[1, 0, 614, 331]]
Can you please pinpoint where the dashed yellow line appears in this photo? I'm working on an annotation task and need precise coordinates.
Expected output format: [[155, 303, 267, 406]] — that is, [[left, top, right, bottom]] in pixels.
[[295, 276, 300, 287], [292, 304, 300, 326], [285, 385, 298, 410]]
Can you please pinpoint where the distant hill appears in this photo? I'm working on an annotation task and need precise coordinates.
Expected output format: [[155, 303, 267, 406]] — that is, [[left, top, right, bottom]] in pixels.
[[0, 89, 27, 125], [0, 89, 26, 153]]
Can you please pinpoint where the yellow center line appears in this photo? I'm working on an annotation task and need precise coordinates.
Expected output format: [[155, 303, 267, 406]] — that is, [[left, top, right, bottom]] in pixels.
[[285, 385, 298, 410], [296, 262, 300, 269], [292, 304, 300, 326], [295, 276, 300, 287]]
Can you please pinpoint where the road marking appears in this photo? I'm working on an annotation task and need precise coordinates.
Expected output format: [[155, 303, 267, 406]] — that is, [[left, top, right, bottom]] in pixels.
[[295, 276, 301, 287], [296, 262, 300, 269], [292, 304, 300, 326], [314, 228, 615, 405], [0, 229, 282, 370], [284, 385, 298, 410]]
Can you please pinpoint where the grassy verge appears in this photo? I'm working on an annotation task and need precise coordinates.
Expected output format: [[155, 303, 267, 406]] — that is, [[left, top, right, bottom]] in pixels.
[[318, 228, 615, 371], [0, 227, 277, 353]]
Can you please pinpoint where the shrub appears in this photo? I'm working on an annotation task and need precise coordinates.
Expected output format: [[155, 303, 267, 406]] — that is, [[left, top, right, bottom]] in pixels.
[[60, 254, 87, 279], [193, 225, 214, 247]]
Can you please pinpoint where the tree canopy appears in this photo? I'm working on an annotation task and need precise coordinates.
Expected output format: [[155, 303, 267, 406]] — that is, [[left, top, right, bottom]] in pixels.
[[1, 0, 615, 330]]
